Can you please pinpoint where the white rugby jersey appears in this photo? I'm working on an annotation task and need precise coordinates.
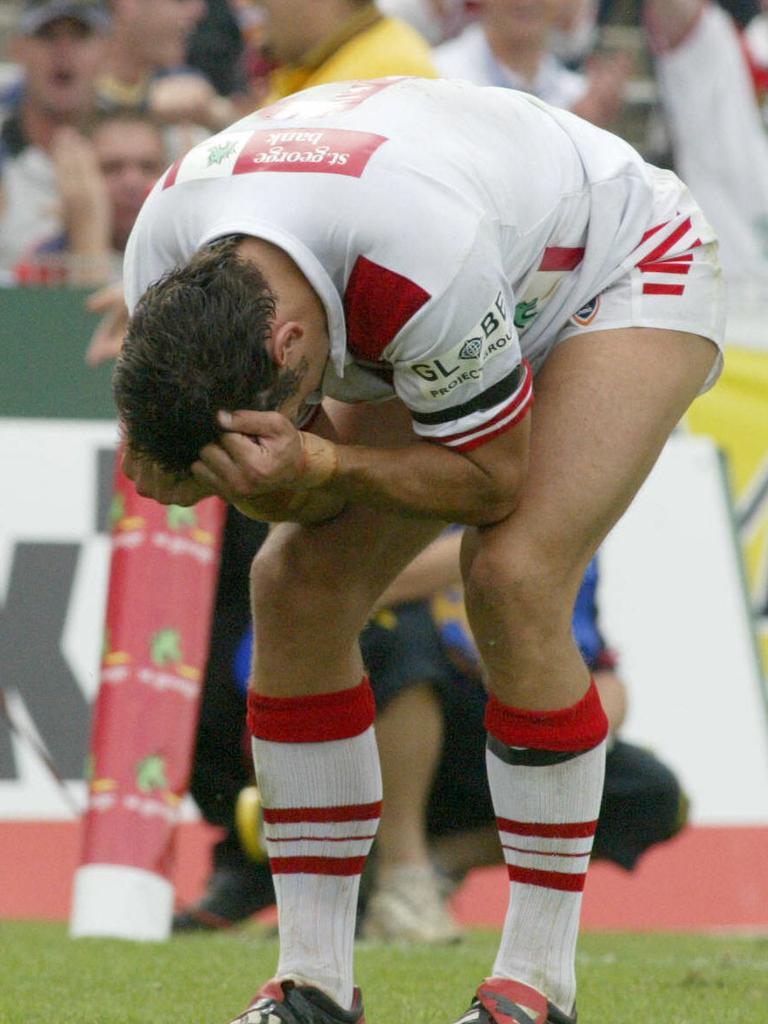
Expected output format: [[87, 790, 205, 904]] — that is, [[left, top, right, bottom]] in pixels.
[[124, 77, 698, 452]]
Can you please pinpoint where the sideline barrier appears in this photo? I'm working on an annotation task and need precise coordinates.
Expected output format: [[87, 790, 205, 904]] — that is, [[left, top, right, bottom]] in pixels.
[[70, 459, 225, 940]]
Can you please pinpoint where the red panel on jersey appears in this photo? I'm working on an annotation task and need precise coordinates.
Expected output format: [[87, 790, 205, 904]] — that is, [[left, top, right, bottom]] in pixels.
[[162, 159, 181, 190], [539, 246, 585, 271], [343, 256, 431, 361]]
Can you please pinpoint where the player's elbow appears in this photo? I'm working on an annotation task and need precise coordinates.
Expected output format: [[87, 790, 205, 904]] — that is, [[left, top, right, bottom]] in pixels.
[[464, 469, 524, 526]]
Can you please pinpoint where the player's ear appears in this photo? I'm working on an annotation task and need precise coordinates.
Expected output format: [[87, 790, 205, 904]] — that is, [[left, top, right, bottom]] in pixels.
[[270, 320, 304, 368]]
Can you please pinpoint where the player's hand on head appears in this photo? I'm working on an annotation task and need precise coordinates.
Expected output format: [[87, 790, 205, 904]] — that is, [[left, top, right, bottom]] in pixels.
[[191, 410, 308, 500], [123, 448, 215, 506]]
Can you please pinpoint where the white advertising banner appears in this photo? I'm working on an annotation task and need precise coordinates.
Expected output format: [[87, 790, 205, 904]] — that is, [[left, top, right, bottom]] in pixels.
[[1, 420, 766, 825]]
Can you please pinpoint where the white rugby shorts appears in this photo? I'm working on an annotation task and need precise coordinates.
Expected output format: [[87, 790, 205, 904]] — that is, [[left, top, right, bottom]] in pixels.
[[556, 182, 726, 394]]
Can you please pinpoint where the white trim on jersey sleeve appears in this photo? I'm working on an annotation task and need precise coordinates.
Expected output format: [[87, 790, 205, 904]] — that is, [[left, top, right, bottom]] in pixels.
[[413, 358, 533, 452]]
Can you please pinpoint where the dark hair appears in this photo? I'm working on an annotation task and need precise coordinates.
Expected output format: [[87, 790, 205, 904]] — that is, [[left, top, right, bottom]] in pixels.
[[113, 235, 279, 475], [88, 107, 164, 139]]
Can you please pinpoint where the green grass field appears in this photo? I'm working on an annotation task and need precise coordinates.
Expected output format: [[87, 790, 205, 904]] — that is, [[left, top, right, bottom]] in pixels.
[[1, 922, 766, 1023]]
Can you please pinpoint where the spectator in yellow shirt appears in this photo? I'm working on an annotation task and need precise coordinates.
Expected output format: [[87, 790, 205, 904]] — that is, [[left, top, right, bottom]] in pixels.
[[259, 0, 438, 104]]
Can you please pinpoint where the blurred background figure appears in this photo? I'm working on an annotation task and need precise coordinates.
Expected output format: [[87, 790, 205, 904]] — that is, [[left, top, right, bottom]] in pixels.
[[0, 0, 109, 275], [14, 109, 167, 286], [550, 0, 599, 67], [434, 0, 632, 129], [377, 0, 475, 44], [256, 0, 437, 104], [645, 0, 768, 282], [95, 0, 239, 134]]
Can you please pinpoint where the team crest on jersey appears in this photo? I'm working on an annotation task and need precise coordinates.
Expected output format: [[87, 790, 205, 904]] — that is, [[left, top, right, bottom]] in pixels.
[[206, 140, 238, 166], [570, 296, 601, 327]]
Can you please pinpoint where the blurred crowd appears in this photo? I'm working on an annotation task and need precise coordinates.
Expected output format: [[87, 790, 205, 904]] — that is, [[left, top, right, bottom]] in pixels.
[[2, 0, 768, 290]]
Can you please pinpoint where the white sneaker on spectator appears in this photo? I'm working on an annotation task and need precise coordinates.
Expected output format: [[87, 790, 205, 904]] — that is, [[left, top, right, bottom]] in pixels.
[[361, 864, 462, 943]]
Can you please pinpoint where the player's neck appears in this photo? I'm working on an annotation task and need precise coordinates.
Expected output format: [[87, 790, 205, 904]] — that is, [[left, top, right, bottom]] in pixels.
[[237, 236, 329, 343]]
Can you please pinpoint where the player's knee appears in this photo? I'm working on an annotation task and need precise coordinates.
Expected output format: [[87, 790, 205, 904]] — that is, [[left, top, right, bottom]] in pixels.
[[463, 537, 566, 624], [249, 535, 303, 621], [249, 530, 362, 629]]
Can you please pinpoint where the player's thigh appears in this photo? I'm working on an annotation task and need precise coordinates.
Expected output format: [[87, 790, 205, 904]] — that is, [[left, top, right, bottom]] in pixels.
[[469, 326, 719, 590]]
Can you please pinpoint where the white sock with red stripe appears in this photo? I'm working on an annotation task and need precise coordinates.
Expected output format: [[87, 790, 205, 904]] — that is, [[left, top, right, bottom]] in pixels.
[[484, 680, 608, 1014], [247, 678, 381, 1010]]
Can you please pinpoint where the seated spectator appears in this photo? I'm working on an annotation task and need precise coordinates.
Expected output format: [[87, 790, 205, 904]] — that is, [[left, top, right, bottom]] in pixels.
[[15, 109, 167, 286], [359, 538, 686, 942], [433, 0, 631, 128], [0, 0, 109, 273], [173, 543, 688, 940], [645, 0, 768, 281]]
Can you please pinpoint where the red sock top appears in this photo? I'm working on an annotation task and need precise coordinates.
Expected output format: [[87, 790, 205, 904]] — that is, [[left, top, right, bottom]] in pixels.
[[485, 678, 609, 752], [248, 677, 376, 743]]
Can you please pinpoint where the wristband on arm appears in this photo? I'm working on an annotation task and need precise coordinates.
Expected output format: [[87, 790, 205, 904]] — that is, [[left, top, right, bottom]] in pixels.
[[299, 431, 338, 488]]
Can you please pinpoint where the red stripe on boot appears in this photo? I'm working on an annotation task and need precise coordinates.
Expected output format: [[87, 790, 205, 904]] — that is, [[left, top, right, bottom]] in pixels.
[[507, 863, 588, 892], [485, 679, 608, 751], [248, 677, 376, 742]]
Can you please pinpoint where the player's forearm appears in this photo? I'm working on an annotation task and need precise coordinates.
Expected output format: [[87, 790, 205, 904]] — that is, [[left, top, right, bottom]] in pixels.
[[329, 441, 522, 527], [233, 485, 347, 525]]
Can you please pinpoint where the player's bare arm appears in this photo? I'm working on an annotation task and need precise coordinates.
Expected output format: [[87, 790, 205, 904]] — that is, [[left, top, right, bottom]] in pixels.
[[193, 405, 530, 527]]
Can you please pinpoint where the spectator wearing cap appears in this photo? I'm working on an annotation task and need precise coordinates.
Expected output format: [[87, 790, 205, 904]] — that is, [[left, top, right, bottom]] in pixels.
[[0, 0, 109, 274]]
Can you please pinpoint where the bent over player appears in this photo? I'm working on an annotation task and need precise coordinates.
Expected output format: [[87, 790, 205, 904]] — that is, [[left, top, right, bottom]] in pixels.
[[114, 78, 725, 1024]]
